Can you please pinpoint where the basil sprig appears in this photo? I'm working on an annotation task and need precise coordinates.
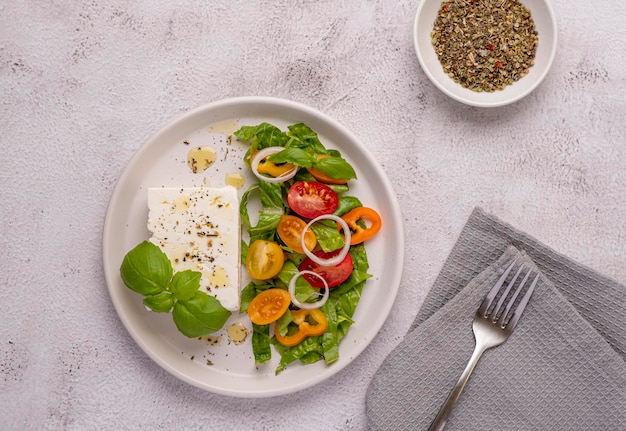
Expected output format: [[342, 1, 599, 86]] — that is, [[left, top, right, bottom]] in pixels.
[[120, 241, 231, 338], [234, 122, 357, 182]]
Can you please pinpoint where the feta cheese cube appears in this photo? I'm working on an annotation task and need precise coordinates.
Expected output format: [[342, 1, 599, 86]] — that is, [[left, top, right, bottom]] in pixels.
[[147, 186, 241, 311]]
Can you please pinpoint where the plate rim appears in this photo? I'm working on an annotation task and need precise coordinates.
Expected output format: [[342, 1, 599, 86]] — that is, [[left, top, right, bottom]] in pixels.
[[102, 96, 405, 397]]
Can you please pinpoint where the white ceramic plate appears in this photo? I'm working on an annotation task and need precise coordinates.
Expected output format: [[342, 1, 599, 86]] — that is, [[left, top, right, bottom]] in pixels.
[[414, 0, 557, 107], [102, 97, 405, 397]]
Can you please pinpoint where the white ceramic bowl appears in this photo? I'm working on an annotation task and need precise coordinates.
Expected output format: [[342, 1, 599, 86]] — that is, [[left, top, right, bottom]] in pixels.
[[414, 0, 557, 107]]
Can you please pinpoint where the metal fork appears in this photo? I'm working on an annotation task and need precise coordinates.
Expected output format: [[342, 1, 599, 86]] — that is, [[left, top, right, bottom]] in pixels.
[[428, 260, 540, 431]]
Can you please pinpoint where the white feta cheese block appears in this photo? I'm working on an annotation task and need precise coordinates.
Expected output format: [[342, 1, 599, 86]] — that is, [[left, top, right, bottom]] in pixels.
[[147, 186, 241, 311]]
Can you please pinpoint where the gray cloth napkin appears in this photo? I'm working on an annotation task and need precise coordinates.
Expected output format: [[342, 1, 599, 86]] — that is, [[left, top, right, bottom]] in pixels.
[[366, 207, 626, 430]]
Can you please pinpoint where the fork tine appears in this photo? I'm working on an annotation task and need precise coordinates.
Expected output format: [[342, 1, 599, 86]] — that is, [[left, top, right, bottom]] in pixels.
[[506, 272, 539, 330], [477, 260, 516, 318], [497, 267, 532, 327], [491, 264, 525, 322]]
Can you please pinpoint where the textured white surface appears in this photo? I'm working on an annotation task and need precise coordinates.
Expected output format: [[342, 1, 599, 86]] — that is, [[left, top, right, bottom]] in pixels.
[[1, 0, 625, 429]]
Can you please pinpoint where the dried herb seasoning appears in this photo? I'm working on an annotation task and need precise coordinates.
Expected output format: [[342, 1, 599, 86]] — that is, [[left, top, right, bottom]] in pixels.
[[431, 0, 538, 92]]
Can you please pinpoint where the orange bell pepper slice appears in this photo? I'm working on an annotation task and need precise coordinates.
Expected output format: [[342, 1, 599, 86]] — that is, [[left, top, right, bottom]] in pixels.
[[274, 309, 328, 347], [340, 207, 382, 245]]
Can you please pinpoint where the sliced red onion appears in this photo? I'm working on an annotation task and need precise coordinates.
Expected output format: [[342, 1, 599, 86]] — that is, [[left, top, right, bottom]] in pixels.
[[250, 147, 297, 183], [288, 270, 329, 310], [302, 214, 351, 267]]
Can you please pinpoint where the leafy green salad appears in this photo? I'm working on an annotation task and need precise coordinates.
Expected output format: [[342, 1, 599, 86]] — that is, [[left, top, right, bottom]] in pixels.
[[236, 122, 381, 374]]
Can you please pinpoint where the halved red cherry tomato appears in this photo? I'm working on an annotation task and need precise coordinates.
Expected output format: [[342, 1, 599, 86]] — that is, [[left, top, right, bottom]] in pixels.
[[299, 249, 353, 288], [247, 288, 291, 325], [245, 240, 285, 280], [287, 181, 339, 219], [341, 207, 382, 245], [277, 215, 317, 254], [306, 155, 349, 185]]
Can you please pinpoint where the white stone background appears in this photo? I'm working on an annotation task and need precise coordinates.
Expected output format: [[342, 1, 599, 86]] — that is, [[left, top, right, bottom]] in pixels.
[[1, 0, 624, 429]]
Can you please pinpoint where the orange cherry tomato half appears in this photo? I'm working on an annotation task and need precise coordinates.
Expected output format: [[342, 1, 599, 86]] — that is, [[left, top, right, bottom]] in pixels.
[[341, 207, 382, 245], [306, 155, 349, 185], [277, 215, 317, 254], [245, 240, 285, 280], [287, 181, 339, 219], [247, 288, 291, 325]]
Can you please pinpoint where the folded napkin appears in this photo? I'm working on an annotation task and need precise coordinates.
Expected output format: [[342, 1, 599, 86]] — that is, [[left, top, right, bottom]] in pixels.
[[366, 207, 626, 430]]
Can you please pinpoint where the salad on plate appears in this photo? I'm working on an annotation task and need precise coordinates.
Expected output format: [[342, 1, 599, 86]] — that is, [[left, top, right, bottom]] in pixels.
[[119, 121, 383, 375]]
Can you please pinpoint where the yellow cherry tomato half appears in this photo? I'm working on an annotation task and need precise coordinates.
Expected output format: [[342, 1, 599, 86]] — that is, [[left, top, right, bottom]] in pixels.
[[247, 288, 291, 325], [245, 240, 285, 280], [277, 215, 317, 254]]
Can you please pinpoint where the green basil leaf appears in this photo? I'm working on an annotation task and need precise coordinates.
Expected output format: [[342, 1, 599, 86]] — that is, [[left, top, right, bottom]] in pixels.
[[239, 184, 257, 231], [249, 212, 282, 243], [234, 122, 290, 148], [240, 182, 284, 242], [335, 196, 363, 216], [120, 241, 172, 295], [268, 147, 315, 168], [233, 125, 258, 141], [143, 291, 175, 313], [287, 123, 326, 153], [293, 169, 317, 182], [257, 123, 291, 148], [169, 270, 201, 301], [258, 180, 284, 209], [312, 156, 357, 181], [172, 292, 231, 338]]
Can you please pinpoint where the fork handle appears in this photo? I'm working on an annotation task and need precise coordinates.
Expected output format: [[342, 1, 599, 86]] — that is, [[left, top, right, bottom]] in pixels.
[[428, 344, 488, 431]]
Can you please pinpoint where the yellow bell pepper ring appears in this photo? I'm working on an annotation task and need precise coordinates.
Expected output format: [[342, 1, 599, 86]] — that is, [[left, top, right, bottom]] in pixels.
[[274, 309, 328, 347], [251, 150, 296, 178]]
